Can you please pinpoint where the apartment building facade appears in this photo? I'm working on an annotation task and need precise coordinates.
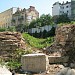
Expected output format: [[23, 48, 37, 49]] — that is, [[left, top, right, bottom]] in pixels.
[[71, 0, 75, 20], [52, 1, 71, 18], [0, 6, 39, 28], [0, 7, 18, 28], [12, 6, 39, 26]]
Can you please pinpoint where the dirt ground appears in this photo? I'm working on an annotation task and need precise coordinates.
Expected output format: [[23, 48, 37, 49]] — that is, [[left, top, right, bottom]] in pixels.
[[32, 64, 64, 75]]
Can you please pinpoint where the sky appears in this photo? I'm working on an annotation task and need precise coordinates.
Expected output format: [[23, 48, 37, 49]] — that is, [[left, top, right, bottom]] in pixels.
[[0, 0, 71, 16]]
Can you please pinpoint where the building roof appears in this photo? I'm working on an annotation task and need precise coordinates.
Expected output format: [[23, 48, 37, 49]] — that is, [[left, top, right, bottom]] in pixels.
[[53, 2, 61, 6], [53, 1, 71, 6]]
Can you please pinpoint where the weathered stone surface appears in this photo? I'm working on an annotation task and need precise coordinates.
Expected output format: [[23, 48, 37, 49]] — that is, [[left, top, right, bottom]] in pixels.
[[56, 68, 75, 75], [46, 25, 75, 56], [48, 56, 69, 64], [21, 53, 49, 73], [0, 32, 25, 58]]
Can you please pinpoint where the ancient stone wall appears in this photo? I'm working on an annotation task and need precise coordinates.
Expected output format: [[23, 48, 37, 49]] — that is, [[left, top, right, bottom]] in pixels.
[[46, 25, 75, 56], [0, 32, 25, 58]]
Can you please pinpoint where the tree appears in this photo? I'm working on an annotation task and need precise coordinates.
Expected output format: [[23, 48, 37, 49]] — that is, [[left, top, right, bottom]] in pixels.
[[29, 20, 36, 28], [29, 14, 53, 29], [0, 28, 6, 32], [56, 14, 71, 24], [42, 30, 47, 38], [15, 21, 29, 33], [48, 27, 55, 36], [7, 26, 16, 32], [52, 15, 59, 24], [40, 14, 53, 26]]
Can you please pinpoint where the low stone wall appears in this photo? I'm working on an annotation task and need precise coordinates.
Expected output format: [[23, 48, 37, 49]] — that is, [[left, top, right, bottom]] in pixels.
[[48, 56, 69, 64], [21, 53, 49, 73]]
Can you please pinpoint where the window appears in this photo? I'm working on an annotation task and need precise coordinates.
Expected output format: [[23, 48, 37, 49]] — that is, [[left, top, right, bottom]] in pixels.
[[67, 10, 68, 13], [66, 6, 68, 8]]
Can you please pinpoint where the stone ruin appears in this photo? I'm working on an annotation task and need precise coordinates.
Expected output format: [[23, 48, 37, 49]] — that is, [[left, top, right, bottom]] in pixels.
[[46, 25, 75, 55], [21, 53, 49, 73], [0, 32, 25, 59], [46, 24, 75, 65]]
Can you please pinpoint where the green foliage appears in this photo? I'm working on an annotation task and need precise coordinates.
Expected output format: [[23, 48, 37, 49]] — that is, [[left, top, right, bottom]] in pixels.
[[48, 27, 55, 36], [40, 14, 53, 26], [16, 24, 24, 33], [29, 20, 36, 28], [0, 28, 6, 32], [7, 26, 16, 32], [15, 22, 29, 33], [70, 21, 75, 24], [41, 37, 54, 47], [22, 33, 54, 48], [12, 49, 32, 62], [42, 30, 47, 38], [56, 14, 71, 24], [52, 15, 59, 23], [5, 49, 33, 69], [6, 61, 21, 69], [30, 26, 55, 38], [29, 14, 53, 29]]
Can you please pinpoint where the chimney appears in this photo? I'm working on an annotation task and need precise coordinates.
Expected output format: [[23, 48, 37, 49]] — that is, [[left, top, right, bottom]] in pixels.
[[30, 6, 35, 11]]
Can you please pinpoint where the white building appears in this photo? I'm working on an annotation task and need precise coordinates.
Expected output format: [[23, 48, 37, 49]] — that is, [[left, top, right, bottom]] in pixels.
[[28, 25, 52, 33], [52, 1, 71, 18]]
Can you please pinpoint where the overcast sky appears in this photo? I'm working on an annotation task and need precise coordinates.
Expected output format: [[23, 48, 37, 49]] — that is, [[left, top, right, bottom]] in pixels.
[[0, 0, 71, 16]]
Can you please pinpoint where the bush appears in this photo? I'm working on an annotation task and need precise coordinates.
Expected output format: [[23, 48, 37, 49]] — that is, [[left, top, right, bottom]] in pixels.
[[0, 28, 6, 32], [6, 61, 21, 69], [48, 27, 55, 36]]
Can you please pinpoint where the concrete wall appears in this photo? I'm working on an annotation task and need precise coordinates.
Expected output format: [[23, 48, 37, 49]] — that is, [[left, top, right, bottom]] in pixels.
[[28, 25, 52, 33], [21, 53, 49, 73]]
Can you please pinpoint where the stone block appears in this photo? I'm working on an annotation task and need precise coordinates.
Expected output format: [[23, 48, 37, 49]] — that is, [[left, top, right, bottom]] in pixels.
[[21, 53, 49, 73], [48, 56, 69, 64]]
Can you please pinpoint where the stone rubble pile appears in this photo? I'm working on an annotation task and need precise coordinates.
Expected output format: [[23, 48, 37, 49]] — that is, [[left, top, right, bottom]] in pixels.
[[46, 25, 75, 56], [0, 32, 25, 58]]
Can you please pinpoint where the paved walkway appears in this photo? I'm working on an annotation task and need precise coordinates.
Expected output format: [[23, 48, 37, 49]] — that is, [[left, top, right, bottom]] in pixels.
[[0, 65, 12, 75]]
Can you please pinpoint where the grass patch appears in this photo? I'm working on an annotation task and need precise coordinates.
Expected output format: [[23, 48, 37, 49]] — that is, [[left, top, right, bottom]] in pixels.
[[22, 33, 54, 49]]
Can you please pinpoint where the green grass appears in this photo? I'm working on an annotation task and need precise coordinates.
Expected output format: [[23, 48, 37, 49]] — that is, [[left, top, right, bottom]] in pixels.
[[22, 33, 54, 49]]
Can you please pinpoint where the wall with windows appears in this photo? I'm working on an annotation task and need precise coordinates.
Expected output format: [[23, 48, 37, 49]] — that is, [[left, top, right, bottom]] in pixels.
[[12, 6, 39, 26], [52, 1, 71, 18], [71, 0, 75, 20], [0, 6, 39, 28], [52, 2, 61, 16], [28, 25, 52, 33], [0, 7, 18, 28]]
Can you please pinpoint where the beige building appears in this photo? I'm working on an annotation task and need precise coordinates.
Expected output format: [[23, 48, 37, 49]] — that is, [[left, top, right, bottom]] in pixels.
[[0, 6, 39, 28], [12, 6, 39, 26], [0, 7, 18, 28]]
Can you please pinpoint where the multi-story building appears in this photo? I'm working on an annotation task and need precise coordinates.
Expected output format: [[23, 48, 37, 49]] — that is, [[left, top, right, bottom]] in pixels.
[[12, 6, 39, 26], [52, 1, 71, 18], [71, 0, 75, 20], [0, 7, 18, 28], [0, 6, 39, 28]]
